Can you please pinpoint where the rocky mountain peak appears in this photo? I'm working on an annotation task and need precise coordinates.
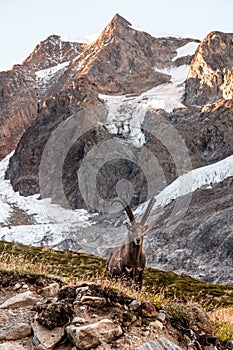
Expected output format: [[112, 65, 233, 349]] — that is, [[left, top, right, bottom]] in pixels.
[[23, 34, 83, 71], [184, 31, 233, 105], [109, 13, 132, 28], [69, 14, 181, 95], [100, 13, 132, 38], [0, 35, 84, 161], [201, 31, 233, 69]]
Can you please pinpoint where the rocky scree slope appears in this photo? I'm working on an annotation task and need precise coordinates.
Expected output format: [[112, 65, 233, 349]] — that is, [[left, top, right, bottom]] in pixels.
[[0, 269, 231, 350]]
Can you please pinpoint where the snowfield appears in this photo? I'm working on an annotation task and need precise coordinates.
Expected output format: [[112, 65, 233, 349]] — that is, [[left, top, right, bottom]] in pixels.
[[35, 61, 70, 80], [100, 40, 199, 147], [0, 152, 94, 247], [1, 148, 233, 250]]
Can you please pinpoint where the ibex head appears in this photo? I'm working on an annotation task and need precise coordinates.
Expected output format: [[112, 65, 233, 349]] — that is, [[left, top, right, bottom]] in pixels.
[[112, 197, 156, 245]]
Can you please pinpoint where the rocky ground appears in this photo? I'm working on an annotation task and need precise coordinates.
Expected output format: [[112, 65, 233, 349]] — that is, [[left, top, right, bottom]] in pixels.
[[0, 271, 232, 350]]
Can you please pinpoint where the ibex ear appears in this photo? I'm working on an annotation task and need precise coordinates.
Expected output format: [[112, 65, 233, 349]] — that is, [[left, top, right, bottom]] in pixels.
[[142, 225, 148, 233], [126, 223, 131, 230]]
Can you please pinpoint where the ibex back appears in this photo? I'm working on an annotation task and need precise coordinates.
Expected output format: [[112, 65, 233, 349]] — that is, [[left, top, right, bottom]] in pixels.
[[106, 197, 156, 290]]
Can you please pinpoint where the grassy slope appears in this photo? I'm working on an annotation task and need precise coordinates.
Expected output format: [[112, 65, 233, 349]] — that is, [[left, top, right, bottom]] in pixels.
[[0, 240, 233, 310]]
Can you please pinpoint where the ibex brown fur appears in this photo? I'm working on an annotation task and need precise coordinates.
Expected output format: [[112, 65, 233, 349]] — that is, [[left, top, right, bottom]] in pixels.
[[106, 197, 156, 290]]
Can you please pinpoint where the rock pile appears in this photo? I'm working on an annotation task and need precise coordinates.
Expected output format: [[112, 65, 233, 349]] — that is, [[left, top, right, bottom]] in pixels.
[[0, 272, 227, 350]]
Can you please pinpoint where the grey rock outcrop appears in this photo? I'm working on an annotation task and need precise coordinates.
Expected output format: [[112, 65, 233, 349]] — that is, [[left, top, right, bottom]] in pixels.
[[146, 176, 233, 285], [134, 338, 182, 350]]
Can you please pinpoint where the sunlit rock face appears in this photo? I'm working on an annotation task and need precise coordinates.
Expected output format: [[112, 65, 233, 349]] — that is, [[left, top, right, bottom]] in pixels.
[[4, 13, 199, 202], [0, 36, 83, 161], [184, 31, 233, 105], [70, 13, 194, 95]]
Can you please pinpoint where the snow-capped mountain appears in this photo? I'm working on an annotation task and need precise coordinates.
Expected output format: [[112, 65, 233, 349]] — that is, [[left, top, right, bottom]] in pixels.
[[0, 14, 233, 285]]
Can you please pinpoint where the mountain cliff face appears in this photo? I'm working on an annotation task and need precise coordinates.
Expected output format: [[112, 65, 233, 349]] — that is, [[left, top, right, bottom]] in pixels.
[[184, 31, 233, 105], [68, 14, 195, 95], [1, 14, 233, 285], [0, 35, 83, 160], [4, 14, 199, 205]]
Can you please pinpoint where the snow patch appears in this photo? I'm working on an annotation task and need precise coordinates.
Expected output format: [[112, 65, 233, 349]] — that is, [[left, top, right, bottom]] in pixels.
[[154, 64, 190, 84], [135, 154, 233, 217], [0, 152, 94, 243], [172, 41, 199, 61], [35, 61, 70, 80]]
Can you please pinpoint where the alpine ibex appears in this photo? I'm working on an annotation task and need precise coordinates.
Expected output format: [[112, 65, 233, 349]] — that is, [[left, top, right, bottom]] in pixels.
[[106, 197, 156, 290]]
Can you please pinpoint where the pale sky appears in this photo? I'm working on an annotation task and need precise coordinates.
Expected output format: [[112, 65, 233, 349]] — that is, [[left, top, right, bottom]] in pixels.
[[0, 0, 232, 71]]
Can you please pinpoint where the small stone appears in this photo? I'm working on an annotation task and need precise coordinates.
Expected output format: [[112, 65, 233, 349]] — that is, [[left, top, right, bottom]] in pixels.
[[40, 282, 60, 297], [186, 303, 213, 335], [226, 340, 233, 348], [22, 284, 29, 289], [76, 286, 89, 295], [13, 283, 21, 291], [80, 296, 106, 308], [72, 317, 86, 324], [156, 311, 166, 322], [92, 314, 98, 318], [67, 319, 123, 349], [79, 306, 86, 311], [140, 302, 157, 317], [143, 330, 150, 336], [150, 320, 164, 330], [128, 300, 141, 311]]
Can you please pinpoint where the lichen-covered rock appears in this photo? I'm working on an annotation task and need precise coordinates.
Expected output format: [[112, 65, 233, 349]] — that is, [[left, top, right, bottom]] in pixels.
[[139, 302, 157, 318]]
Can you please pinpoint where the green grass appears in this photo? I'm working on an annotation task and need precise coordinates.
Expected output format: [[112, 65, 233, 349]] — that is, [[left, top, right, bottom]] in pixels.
[[0, 240, 233, 310], [213, 321, 233, 342]]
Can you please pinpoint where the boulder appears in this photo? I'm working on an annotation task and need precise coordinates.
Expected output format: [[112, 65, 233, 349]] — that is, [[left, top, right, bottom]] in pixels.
[[0, 291, 39, 309], [66, 318, 123, 349], [134, 338, 182, 349]]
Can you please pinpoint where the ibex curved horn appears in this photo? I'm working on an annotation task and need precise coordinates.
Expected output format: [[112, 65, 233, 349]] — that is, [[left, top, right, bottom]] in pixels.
[[112, 198, 135, 223], [140, 197, 156, 226]]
